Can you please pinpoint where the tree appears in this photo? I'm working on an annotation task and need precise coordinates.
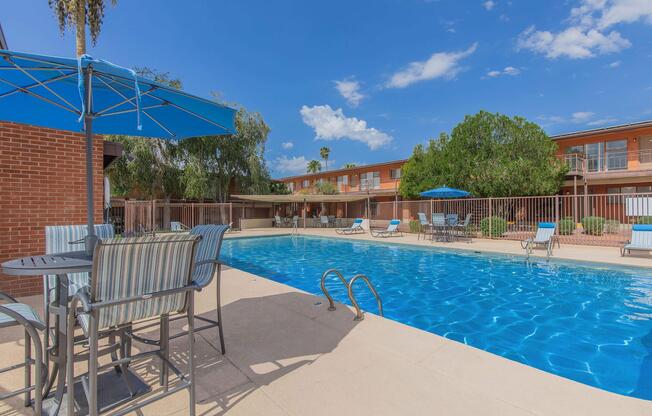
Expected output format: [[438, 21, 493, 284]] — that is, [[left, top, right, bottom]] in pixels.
[[307, 160, 322, 173], [399, 111, 567, 198], [343, 163, 357, 168], [49, 0, 117, 56], [315, 181, 338, 195], [320, 146, 331, 170], [270, 182, 292, 195]]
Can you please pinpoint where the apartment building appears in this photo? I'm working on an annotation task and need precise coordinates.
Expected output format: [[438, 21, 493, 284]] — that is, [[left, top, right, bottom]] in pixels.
[[278, 159, 407, 202], [554, 120, 652, 196]]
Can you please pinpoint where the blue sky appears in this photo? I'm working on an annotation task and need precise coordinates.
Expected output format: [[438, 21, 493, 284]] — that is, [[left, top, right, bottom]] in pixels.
[[3, 0, 652, 178]]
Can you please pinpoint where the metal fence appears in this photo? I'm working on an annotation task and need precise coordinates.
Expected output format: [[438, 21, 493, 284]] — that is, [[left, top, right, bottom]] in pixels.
[[115, 192, 652, 246]]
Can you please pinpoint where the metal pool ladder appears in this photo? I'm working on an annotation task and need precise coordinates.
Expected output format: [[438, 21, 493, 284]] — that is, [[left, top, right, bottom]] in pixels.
[[320, 268, 383, 321]]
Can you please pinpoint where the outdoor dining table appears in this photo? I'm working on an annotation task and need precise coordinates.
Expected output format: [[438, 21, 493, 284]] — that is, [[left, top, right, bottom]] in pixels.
[[1, 252, 148, 415]]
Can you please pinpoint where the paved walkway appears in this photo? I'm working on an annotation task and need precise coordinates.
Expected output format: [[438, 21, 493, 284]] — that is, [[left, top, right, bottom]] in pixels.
[[0, 229, 651, 415]]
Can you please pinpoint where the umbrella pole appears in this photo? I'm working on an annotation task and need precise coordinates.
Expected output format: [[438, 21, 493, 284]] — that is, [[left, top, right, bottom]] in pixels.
[[84, 68, 97, 255]]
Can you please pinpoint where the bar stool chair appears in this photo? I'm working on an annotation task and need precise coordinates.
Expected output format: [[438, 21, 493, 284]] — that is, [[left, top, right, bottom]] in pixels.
[[0, 292, 46, 415]]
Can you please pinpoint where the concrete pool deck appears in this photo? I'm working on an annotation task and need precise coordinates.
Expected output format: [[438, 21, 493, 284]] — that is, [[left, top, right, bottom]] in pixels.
[[0, 229, 651, 415]]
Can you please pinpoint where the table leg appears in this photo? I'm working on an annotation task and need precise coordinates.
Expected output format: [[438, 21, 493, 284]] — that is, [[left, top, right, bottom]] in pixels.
[[42, 274, 69, 416]]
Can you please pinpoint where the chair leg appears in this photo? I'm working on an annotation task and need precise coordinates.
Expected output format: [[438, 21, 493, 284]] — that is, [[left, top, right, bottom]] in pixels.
[[66, 308, 76, 416], [88, 318, 99, 416], [24, 330, 31, 407], [187, 295, 196, 416], [159, 315, 169, 390], [216, 264, 226, 355]]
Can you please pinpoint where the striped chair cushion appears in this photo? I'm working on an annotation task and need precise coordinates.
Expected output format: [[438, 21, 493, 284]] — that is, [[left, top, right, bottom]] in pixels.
[[0, 303, 44, 329], [88, 233, 199, 331], [189, 224, 230, 287], [45, 224, 115, 297]]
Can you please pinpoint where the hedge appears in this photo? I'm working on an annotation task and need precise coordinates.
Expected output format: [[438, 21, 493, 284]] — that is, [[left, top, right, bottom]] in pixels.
[[559, 217, 575, 235], [480, 216, 507, 237], [581, 216, 605, 236]]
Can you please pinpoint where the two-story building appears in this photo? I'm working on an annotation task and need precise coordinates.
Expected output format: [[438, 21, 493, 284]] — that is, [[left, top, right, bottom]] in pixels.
[[553, 120, 652, 196], [278, 159, 407, 202]]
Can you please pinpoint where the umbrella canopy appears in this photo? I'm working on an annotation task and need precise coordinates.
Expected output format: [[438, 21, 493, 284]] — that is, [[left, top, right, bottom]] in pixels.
[[420, 186, 470, 199], [0, 50, 237, 253]]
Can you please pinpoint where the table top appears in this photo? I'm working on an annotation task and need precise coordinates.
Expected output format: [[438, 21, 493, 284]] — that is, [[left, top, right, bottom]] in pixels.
[[1, 251, 92, 276]]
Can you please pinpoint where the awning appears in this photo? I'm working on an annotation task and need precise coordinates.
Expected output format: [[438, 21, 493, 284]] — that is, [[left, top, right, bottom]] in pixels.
[[231, 194, 376, 203]]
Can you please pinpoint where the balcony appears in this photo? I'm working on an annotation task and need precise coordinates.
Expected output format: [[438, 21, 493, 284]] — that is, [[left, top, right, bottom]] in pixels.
[[560, 150, 652, 178]]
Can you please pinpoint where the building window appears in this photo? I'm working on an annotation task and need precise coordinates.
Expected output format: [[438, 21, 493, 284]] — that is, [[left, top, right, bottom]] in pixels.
[[287, 182, 295, 192], [360, 171, 380, 190], [337, 175, 348, 191], [637, 186, 652, 193], [390, 168, 401, 179], [585, 142, 603, 172], [607, 187, 621, 204], [605, 139, 627, 171], [302, 179, 310, 188]]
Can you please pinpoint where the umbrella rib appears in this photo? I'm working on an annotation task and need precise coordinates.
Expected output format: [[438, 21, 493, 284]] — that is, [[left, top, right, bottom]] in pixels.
[[97, 104, 168, 117], [6, 60, 80, 112], [0, 72, 76, 99], [94, 74, 157, 115], [96, 73, 233, 133], [0, 77, 80, 115], [141, 110, 176, 138], [0, 52, 78, 71]]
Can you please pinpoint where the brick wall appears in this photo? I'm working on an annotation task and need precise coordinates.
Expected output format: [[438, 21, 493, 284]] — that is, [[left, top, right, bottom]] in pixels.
[[0, 122, 103, 297]]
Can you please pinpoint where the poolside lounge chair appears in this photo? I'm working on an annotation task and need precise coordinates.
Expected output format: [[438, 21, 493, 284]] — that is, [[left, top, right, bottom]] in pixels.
[[431, 213, 447, 241], [371, 219, 402, 238], [335, 218, 364, 234], [453, 213, 473, 240], [274, 215, 283, 227], [621, 224, 652, 256], [521, 222, 559, 258], [171, 221, 189, 231]]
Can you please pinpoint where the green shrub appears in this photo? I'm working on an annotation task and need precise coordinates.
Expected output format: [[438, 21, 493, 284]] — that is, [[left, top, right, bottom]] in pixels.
[[635, 216, 652, 224], [408, 220, 421, 233], [604, 219, 620, 234], [559, 217, 576, 235], [480, 216, 507, 237], [581, 216, 605, 236]]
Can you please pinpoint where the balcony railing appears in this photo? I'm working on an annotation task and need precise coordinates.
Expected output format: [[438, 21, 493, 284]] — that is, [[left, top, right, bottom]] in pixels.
[[560, 150, 652, 175]]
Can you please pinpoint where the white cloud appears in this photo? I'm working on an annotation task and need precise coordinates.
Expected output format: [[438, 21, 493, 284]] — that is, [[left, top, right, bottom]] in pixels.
[[517, 0, 652, 59], [483, 1, 496, 10], [571, 111, 595, 123], [281, 141, 294, 149], [608, 60, 621, 67], [300, 105, 393, 150], [334, 78, 365, 107], [587, 117, 618, 126], [486, 66, 521, 77], [538, 111, 597, 125], [274, 155, 308, 175], [386, 43, 478, 88]]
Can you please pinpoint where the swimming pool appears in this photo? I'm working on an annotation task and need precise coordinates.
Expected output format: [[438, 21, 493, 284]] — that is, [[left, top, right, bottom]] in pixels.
[[220, 235, 652, 399]]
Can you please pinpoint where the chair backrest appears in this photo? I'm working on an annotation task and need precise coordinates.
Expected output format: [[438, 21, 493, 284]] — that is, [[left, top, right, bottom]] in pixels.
[[462, 213, 472, 226], [275, 215, 281, 222], [432, 213, 446, 226], [631, 224, 652, 247], [388, 219, 400, 231], [189, 224, 230, 287], [417, 212, 428, 225], [351, 218, 363, 228], [321, 216, 329, 224], [171, 221, 183, 231], [535, 222, 556, 241], [45, 224, 115, 290], [292, 216, 299, 225], [90, 234, 199, 330], [446, 214, 458, 226]]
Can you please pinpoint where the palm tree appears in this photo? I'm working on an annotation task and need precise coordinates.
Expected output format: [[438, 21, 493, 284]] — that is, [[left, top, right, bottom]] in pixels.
[[307, 160, 321, 173], [343, 163, 357, 168], [49, 0, 118, 56], [319, 146, 331, 170]]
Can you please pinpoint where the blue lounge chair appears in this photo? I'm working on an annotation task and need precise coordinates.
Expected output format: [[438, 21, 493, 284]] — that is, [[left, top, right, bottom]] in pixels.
[[171, 221, 189, 231], [336, 218, 365, 234], [371, 219, 402, 238], [621, 224, 652, 256], [521, 222, 559, 258]]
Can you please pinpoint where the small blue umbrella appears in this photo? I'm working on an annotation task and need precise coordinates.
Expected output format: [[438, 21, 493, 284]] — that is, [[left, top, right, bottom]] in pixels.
[[0, 50, 237, 252], [420, 186, 470, 199]]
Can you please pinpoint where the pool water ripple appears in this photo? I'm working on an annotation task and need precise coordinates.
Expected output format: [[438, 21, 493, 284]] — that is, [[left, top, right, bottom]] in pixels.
[[221, 235, 652, 399]]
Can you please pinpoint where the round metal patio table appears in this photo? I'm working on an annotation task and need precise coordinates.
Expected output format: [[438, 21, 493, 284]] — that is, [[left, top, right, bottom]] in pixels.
[[2, 251, 92, 416]]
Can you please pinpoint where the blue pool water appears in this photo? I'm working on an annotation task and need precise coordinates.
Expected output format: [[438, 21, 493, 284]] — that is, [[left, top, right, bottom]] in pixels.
[[220, 235, 652, 399]]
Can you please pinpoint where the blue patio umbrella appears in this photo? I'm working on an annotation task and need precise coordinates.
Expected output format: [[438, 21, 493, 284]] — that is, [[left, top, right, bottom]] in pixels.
[[420, 186, 470, 198], [0, 50, 237, 253]]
